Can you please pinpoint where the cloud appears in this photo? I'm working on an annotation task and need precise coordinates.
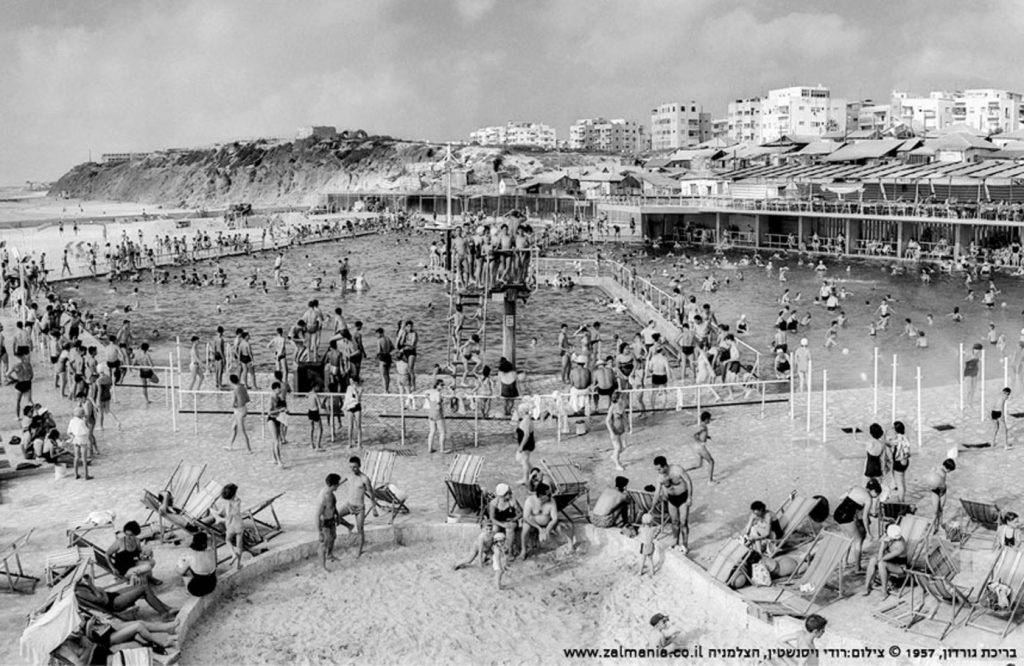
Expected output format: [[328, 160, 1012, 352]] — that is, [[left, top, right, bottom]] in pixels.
[[455, 0, 496, 22]]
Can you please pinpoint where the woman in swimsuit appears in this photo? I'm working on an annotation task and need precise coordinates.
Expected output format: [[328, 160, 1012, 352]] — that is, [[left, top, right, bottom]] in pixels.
[[605, 391, 626, 471], [105, 521, 155, 584], [216, 483, 244, 571], [515, 406, 536, 485], [833, 479, 880, 572], [862, 523, 907, 597], [865, 423, 886, 483], [488, 484, 521, 553], [889, 421, 911, 501]]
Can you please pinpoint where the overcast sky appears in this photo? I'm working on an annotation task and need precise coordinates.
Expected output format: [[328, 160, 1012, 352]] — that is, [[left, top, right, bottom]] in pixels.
[[3, 0, 1023, 183]]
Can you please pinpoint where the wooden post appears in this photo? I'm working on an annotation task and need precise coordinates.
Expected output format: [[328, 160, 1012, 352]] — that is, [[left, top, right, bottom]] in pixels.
[[958, 343, 964, 413], [169, 353, 177, 433], [193, 392, 198, 435], [806, 360, 812, 433], [821, 369, 827, 442], [980, 349, 986, 422], [916, 366, 923, 449], [873, 347, 879, 416], [789, 359, 795, 420], [399, 393, 406, 448], [891, 354, 897, 422]]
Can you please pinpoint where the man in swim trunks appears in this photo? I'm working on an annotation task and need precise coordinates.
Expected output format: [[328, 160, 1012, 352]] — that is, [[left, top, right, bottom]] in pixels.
[[646, 346, 671, 410], [591, 476, 630, 528], [316, 473, 342, 571], [654, 455, 692, 554], [336, 456, 379, 557], [591, 357, 616, 410], [519, 482, 572, 559]]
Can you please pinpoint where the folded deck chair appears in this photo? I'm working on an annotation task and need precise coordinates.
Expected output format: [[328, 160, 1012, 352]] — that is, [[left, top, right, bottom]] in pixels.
[[873, 571, 973, 640], [958, 499, 1001, 549], [766, 492, 819, 555], [540, 458, 590, 522], [707, 537, 754, 588], [242, 493, 285, 545], [965, 547, 1024, 638], [627, 489, 668, 533], [142, 461, 206, 540], [749, 530, 853, 617], [362, 450, 408, 524], [444, 454, 486, 521], [2, 529, 40, 594]]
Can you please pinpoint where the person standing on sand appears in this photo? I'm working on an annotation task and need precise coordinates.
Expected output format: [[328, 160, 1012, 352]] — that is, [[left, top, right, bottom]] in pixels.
[[226, 374, 250, 452], [605, 391, 626, 471], [336, 456, 379, 557], [654, 455, 692, 554], [794, 338, 811, 392], [316, 473, 342, 571], [8, 352, 33, 418]]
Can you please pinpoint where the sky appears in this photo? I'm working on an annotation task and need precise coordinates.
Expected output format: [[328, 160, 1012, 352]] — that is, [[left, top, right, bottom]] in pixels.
[[2, 0, 1024, 183]]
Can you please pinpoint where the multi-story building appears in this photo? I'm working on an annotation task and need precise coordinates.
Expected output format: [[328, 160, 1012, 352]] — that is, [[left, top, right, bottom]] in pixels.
[[952, 89, 1022, 134], [890, 91, 954, 133], [710, 118, 728, 138], [758, 86, 847, 143], [726, 97, 762, 143], [649, 102, 710, 150], [468, 121, 557, 149], [568, 118, 648, 153], [857, 102, 892, 132]]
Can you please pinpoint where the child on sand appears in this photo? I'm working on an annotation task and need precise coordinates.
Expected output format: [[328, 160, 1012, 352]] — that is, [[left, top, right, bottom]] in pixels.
[[454, 521, 495, 570], [781, 614, 827, 665], [492, 531, 509, 589], [638, 513, 657, 576]]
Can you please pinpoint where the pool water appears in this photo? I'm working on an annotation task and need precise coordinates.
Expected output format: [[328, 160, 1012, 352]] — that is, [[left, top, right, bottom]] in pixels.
[[60, 233, 638, 379], [549, 241, 1024, 391]]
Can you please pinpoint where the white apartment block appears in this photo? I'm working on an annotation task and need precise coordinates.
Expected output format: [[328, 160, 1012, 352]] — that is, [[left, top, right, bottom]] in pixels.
[[952, 89, 1022, 134], [568, 117, 648, 153], [891, 91, 954, 132], [758, 86, 847, 143], [726, 97, 762, 143], [650, 101, 711, 150], [857, 103, 892, 132], [469, 121, 556, 149]]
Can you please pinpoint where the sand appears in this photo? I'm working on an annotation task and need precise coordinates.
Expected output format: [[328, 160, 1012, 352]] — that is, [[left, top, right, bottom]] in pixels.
[[182, 539, 736, 665]]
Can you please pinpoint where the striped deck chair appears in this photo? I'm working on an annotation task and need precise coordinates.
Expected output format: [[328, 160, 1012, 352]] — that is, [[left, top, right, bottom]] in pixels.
[[766, 492, 819, 555], [243, 493, 285, 545], [958, 499, 1001, 549], [627, 489, 668, 533], [66, 532, 127, 587], [181, 480, 225, 522], [444, 454, 486, 520], [1, 529, 40, 594], [873, 571, 973, 639], [965, 547, 1024, 638], [362, 450, 408, 524], [540, 459, 590, 522], [706, 537, 753, 588], [142, 461, 206, 541], [749, 531, 853, 617], [880, 501, 916, 526]]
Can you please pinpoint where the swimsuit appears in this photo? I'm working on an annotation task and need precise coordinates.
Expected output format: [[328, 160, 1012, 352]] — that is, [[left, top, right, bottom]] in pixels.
[[864, 452, 883, 478], [187, 572, 217, 597], [651, 374, 668, 386], [667, 491, 688, 507], [516, 427, 535, 452]]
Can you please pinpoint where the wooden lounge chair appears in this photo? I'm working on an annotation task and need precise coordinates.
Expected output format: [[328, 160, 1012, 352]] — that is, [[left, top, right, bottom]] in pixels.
[[706, 537, 754, 588], [181, 480, 225, 522], [66, 532, 132, 589], [627, 489, 668, 533], [141, 461, 206, 541], [749, 530, 853, 617], [958, 499, 1001, 549], [766, 492, 820, 555], [1, 529, 40, 594], [444, 454, 486, 521], [880, 501, 916, 525], [362, 450, 408, 524], [965, 547, 1024, 638], [873, 571, 973, 640], [540, 458, 590, 522]]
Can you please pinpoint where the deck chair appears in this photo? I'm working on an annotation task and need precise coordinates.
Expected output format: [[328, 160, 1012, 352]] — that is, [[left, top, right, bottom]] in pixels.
[[21, 586, 84, 666], [749, 530, 853, 617], [1, 529, 40, 594], [142, 462, 206, 540], [361, 450, 408, 524], [540, 459, 590, 522], [766, 492, 819, 555], [706, 537, 754, 588], [242, 493, 285, 545], [627, 489, 667, 533], [958, 499, 1002, 549], [444, 454, 486, 520], [873, 571, 973, 640], [66, 532, 130, 588], [880, 501, 916, 525], [181, 480, 225, 522], [965, 547, 1024, 638]]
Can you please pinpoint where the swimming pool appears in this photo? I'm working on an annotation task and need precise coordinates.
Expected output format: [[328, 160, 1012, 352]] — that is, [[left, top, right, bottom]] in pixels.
[[59, 232, 638, 380]]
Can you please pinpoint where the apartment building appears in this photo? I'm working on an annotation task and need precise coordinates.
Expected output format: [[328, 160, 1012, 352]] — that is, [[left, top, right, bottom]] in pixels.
[[857, 102, 892, 132], [568, 117, 648, 153], [468, 121, 557, 149], [649, 101, 710, 150], [891, 91, 954, 132], [758, 86, 847, 143], [726, 97, 762, 143], [952, 89, 1022, 134]]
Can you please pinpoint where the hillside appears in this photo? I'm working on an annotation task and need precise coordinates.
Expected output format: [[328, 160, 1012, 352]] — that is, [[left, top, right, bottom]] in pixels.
[[50, 137, 624, 207]]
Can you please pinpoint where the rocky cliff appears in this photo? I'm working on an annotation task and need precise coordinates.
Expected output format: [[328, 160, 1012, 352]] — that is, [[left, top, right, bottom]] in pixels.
[[51, 136, 622, 207]]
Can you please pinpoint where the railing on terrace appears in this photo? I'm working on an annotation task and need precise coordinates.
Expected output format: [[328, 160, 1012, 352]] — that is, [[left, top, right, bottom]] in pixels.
[[598, 195, 1024, 222]]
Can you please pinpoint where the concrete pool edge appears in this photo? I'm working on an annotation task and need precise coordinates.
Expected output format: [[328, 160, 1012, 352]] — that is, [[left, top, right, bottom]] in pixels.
[[177, 522, 873, 659]]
